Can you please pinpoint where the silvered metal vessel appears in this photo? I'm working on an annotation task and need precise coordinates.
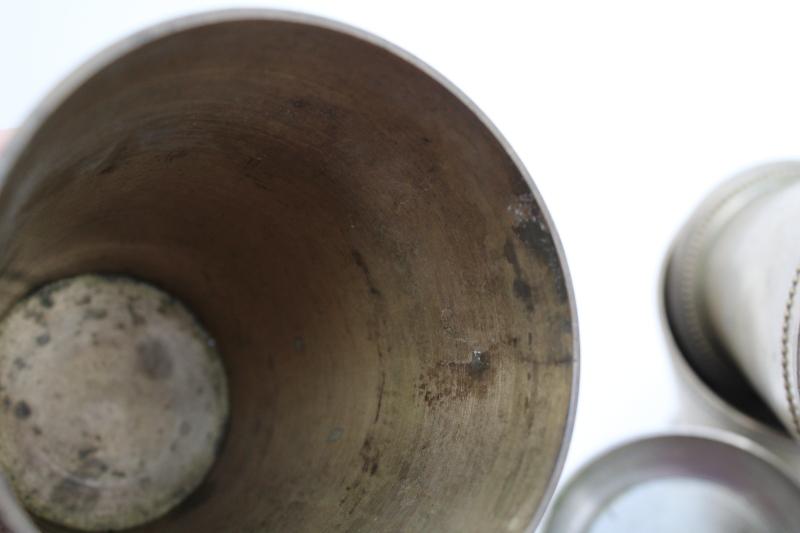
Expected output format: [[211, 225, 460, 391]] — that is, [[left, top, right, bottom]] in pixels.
[[0, 10, 578, 533]]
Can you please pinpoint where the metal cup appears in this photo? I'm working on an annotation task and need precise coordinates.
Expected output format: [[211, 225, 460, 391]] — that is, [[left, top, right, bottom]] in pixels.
[[0, 10, 577, 533], [666, 161, 800, 437]]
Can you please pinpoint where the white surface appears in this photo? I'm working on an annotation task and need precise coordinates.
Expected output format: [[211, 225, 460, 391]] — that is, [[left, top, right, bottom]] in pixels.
[[2, 0, 800, 515]]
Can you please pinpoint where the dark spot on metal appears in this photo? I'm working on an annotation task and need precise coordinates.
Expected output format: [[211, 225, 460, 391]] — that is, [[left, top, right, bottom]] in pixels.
[[83, 308, 108, 320], [49, 477, 100, 512], [513, 219, 550, 251], [136, 339, 173, 380], [79, 457, 108, 477], [504, 239, 535, 312], [13, 358, 26, 370], [469, 351, 490, 376], [14, 401, 31, 420], [417, 351, 496, 408], [513, 279, 534, 312], [35, 333, 50, 345], [359, 437, 379, 476], [33, 426, 42, 436], [176, 480, 215, 514], [112, 470, 126, 478], [290, 98, 308, 109], [512, 220, 568, 302], [24, 309, 45, 325], [2, 397, 9, 410], [180, 421, 192, 436], [374, 370, 386, 424], [351, 250, 382, 297], [127, 299, 146, 325], [78, 447, 98, 460], [77, 295, 92, 305], [38, 291, 54, 309]]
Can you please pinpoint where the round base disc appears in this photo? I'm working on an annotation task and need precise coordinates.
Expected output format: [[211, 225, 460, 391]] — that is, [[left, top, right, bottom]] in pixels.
[[0, 275, 228, 531]]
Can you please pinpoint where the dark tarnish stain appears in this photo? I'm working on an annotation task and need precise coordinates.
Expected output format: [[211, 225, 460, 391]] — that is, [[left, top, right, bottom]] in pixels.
[[417, 351, 495, 408], [512, 219, 551, 252], [360, 437, 380, 476], [83, 308, 108, 320], [503, 239, 535, 312], [176, 480, 215, 514], [14, 400, 31, 420], [38, 290, 55, 309], [509, 173, 535, 197], [35, 333, 50, 346], [513, 279, 533, 307], [47, 452, 109, 514], [75, 455, 108, 479], [24, 309, 46, 326], [351, 250, 382, 298], [27, 278, 72, 311], [469, 350, 490, 375], [78, 447, 98, 460], [127, 299, 146, 326], [136, 339, 173, 380], [157, 295, 174, 315], [512, 219, 568, 302], [49, 478, 100, 512], [374, 370, 386, 424]]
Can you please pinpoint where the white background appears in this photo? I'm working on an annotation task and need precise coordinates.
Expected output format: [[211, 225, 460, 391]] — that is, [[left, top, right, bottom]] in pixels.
[[2, 0, 800, 521]]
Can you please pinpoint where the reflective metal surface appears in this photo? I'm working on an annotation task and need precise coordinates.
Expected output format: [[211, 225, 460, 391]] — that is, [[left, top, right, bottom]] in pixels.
[[666, 161, 800, 434], [545, 432, 800, 533], [543, 162, 800, 533], [0, 10, 577, 533]]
